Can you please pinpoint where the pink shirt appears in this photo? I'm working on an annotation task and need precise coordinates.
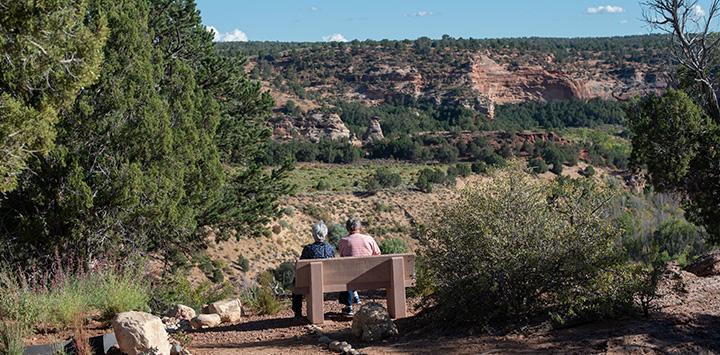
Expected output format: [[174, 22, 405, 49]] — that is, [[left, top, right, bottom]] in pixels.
[[338, 233, 381, 257]]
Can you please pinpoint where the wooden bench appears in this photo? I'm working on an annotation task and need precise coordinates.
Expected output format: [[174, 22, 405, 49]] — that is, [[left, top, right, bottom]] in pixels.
[[293, 254, 416, 324]]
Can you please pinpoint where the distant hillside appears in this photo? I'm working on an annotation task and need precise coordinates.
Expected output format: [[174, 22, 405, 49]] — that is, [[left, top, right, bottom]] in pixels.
[[216, 35, 670, 143]]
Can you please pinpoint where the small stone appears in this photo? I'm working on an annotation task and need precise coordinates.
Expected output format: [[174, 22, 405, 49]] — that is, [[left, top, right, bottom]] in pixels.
[[165, 304, 196, 321], [329, 340, 341, 351], [340, 344, 352, 353]]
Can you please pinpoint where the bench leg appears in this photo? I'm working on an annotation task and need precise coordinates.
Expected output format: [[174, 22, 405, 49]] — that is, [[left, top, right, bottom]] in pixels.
[[307, 262, 324, 324], [387, 257, 407, 319]]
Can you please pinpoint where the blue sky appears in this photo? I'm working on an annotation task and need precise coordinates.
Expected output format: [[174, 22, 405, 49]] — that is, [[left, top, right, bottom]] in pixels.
[[197, 1, 655, 42]]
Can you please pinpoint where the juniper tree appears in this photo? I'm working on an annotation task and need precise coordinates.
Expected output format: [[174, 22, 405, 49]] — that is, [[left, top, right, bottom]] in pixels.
[[0, 0, 107, 193], [0, 0, 289, 266]]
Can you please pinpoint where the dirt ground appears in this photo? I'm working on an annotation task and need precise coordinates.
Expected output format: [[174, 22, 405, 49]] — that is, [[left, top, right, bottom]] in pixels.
[[187, 266, 720, 355]]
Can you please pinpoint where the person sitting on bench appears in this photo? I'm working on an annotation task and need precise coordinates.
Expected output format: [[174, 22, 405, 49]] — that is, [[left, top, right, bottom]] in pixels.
[[337, 218, 381, 315], [292, 221, 335, 318]]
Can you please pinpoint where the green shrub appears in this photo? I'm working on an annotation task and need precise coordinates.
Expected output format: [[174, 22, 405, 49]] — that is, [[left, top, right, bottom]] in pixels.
[[550, 161, 564, 175], [149, 273, 233, 313], [579, 165, 596, 177], [0, 264, 150, 330], [316, 179, 330, 191], [328, 223, 347, 248], [237, 255, 250, 272], [239, 285, 283, 316], [379, 238, 408, 254], [365, 167, 402, 192], [471, 161, 488, 174], [0, 322, 24, 355], [415, 174, 433, 193], [455, 163, 472, 177], [272, 262, 296, 290], [528, 157, 549, 174], [421, 170, 655, 325]]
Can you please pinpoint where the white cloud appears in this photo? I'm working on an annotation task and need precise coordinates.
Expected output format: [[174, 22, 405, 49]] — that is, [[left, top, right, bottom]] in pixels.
[[222, 29, 249, 42], [408, 10, 433, 17], [691, 4, 706, 18], [620, 19, 629, 24], [322, 33, 348, 42], [310, 6, 319, 11], [587, 5, 625, 14], [206, 26, 249, 42]]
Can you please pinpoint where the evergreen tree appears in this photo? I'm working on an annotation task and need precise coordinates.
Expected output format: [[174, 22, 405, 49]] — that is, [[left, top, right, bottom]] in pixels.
[[0, 0, 107, 193], [0, 0, 289, 265]]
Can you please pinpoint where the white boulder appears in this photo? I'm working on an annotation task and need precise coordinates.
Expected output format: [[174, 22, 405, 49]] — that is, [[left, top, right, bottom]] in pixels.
[[203, 298, 242, 323], [190, 314, 222, 329], [112, 311, 171, 355]]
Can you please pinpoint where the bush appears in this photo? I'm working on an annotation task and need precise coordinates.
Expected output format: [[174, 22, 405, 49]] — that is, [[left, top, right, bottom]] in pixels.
[[0, 263, 150, 330], [579, 166, 596, 177], [0, 322, 24, 355], [328, 223, 346, 248], [455, 163, 472, 177], [149, 273, 233, 314], [471, 161, 488, 174], [316, 179, 331, 191], [365, 167, 402, 193], [550, 161, 564, 175], [415, 168, 446, 193], [237, 255, 250, 272], [379, 238, 408, 254], [528, 157, 548, 174], [421, 170, 655, 325], [239, 285, 283, 316], [272, 262, 296, 290]]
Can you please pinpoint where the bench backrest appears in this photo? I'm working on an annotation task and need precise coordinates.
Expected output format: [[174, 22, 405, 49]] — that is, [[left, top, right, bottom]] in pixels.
[[293, 254, 415, 295]]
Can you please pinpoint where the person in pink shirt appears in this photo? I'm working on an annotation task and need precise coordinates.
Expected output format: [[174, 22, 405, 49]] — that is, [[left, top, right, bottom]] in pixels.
[[338, 218, 381, 257], [338, 218, 381, 315]]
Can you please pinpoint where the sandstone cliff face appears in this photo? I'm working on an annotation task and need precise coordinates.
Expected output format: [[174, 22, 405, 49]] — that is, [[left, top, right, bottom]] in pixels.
[[256, 44, 666, 140], [273, 112, 350, 143], [469, 55, 589, 105]]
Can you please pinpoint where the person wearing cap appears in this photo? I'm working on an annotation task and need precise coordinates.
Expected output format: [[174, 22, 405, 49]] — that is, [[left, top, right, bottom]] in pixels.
[[292, 221, 335, 318]]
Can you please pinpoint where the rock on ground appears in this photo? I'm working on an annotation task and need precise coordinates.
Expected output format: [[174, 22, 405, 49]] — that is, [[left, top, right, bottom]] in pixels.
[[165, 304, 196, 321], [203, 298, 242, 323], [191, 314, 222, 329], [685, 251, 720, 277], [351, 302, 399, 342], [112, 311, 171, 355]]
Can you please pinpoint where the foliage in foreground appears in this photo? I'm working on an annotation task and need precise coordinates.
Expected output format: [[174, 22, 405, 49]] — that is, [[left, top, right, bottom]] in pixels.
[[0, 321, 24, 355], [421, 169, 659, 325], [0, 261, 149, 333]]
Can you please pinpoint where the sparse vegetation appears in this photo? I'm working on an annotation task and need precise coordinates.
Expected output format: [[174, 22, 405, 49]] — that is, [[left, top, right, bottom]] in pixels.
[[379, 238, 408, 254], [421, 169, 662, 325]]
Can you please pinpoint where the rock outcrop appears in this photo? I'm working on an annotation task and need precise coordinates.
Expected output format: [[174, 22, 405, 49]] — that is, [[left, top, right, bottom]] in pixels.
[[685, 251, 720, 277], [273, 111, 350, 142], [351, 302, 399, 342], [112, 311, 171, 355], [362, 116, 384, 144]]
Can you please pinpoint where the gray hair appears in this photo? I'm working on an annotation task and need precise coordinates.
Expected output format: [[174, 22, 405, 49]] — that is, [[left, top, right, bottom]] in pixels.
[[345, 218, 362, 233], [312, 221, 328, 242]]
